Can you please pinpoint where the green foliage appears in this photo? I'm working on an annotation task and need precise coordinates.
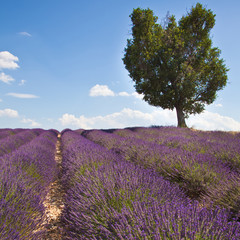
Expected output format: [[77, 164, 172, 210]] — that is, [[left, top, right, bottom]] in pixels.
[[123, 3, 228, 127], [22, 163, 42, 182]]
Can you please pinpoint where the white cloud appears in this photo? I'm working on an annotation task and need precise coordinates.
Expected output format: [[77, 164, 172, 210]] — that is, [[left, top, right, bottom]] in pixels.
[[188, 111, 240, 131], [60, 108, 240, 131], [215, 103, 223, 107], [0, 72, 14, 84], [118, 91, 130, 97], [59, 108, 176, 129], [89, 84, 115, 97], [19, 79, 26, 86], [7, 93, 39, 99], [60, 114, 90, 129], [0, 108, 19, 118], [0, 99, 2, 102], [0, 51, 19, 70], [21, 118, 41, 127], [131, 92, 144, 99], [18, 32, 32, 37], [0, 108, 41, 127], [118, 91, 144, 99], [89, 84, 145, 100]]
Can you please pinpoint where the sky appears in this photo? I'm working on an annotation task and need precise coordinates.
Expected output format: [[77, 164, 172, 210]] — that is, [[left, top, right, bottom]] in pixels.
[[0, 0, 239, 131]]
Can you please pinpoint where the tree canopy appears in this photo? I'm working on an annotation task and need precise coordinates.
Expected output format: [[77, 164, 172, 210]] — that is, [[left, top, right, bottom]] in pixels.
[[123, 3, 228, 127]]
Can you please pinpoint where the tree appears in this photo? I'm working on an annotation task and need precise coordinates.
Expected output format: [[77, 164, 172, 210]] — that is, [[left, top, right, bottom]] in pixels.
[[123, 3, 228, 127]]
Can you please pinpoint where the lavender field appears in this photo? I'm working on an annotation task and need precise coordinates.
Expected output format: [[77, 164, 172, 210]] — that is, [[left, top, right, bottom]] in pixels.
[[1, 127, 240, 239]]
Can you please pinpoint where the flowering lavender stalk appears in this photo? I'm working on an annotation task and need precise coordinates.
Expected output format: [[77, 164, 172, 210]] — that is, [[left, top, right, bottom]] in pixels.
[[82, 128, 240, 217], [0, 129, 43, 157], [116, 127, 240, 172], [0, 128, 25, 140], [0, 129, 58, 240], [113, 128, 240, 215], [61, 130, 240, 239]]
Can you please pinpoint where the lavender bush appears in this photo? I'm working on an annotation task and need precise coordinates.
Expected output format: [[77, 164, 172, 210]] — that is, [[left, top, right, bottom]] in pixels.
[[61, 130, 240, 239], [1, 126, 239, 239], [0, 128, 25, 140], [0, 130, 58, 240], [115, 127, 240, 172], [82, 128, 240, 217], [0, 129, 43, 157]]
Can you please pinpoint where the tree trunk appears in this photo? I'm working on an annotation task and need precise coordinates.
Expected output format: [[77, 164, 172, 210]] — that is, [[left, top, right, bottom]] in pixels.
[[176, 107, 187, 128]]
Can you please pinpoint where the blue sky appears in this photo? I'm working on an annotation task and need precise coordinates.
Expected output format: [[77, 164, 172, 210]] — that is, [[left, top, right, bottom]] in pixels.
[[0, 0, 239, 131]]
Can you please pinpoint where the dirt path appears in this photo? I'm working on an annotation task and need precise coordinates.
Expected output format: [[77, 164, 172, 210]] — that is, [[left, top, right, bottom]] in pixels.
[[41, 133, 65, 239]]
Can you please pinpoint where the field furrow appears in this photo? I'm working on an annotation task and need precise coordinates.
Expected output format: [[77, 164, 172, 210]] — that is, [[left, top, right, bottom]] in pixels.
[[0, 130, 58, 239], [0, 127, 240, 239], [81, 129, 240, 217], [61, 129, 240, 239]]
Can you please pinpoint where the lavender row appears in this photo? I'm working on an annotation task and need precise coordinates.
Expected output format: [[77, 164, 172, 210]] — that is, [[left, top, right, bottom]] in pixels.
[[81, 129, 240, 216], [0, 128, 25, 140], [120, 127, 240, 144], [113, 127, 240, 171], [0, 129, 44, 157], [61, 130, 240, 239], [0, 129, 58, 240], [113, 127, 240, 156]]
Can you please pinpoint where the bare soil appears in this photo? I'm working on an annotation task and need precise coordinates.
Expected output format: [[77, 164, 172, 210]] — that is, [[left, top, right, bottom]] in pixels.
[[41, 133, 65, 239]]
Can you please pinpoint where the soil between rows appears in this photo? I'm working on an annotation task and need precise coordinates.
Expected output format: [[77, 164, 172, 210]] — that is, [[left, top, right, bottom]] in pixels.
[[41, 134, 65, 240]]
